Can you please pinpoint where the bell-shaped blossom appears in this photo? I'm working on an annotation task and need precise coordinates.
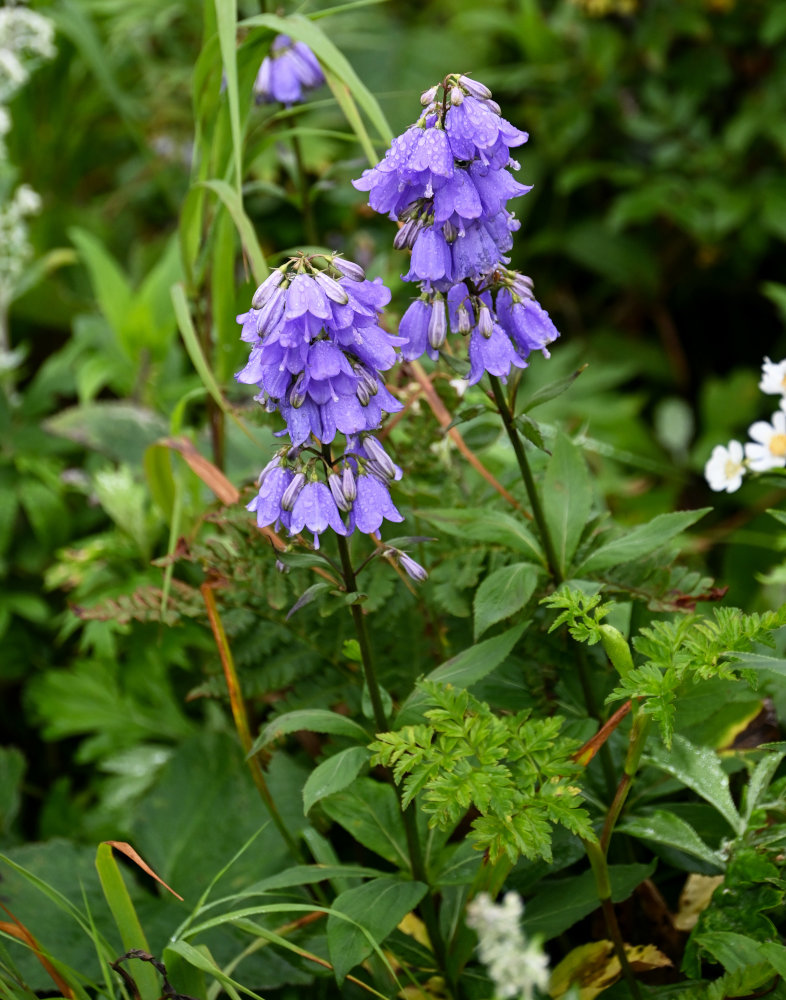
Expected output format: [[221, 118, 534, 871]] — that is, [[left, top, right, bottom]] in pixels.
[[254, 35, 324, 107], [289, 481, 347, 548], [347, 473, 404, 536]]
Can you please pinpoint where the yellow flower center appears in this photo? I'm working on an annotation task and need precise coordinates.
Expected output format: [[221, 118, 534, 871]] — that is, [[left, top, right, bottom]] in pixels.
[[769, 434, 786, 457], [724, 458, 740, 479]]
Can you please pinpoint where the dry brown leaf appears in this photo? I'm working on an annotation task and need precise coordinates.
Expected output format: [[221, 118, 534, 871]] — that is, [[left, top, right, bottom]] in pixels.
[[163, 436, 239, 505], [550, 939, 671, 999], [672, 873, 724, 932], [105, 841, 184, 900], [0, 905, 75, 998]]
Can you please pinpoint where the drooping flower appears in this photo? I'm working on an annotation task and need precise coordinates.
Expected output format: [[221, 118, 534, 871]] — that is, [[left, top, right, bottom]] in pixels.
[[466, 892, 549, 1000], [254, 34, 324, 107], [759, 357, 786, 397], [745, 409, 786, 472], [704, 440, 746, 493]]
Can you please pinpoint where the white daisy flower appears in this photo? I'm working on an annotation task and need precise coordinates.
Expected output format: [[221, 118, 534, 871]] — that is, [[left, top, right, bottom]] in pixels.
[[760, 357, 786, 397], [705, 440, 745, 492], [745, 410, 786, 471]]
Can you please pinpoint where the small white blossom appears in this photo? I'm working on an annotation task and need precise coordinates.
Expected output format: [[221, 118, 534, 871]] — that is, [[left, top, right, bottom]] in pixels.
[[466, 892, 550, 1000], [0, 181, 42, 304], [745, 409, 786, 472], [759, 357, 786, 397], [0, 5, 56, 103], [704, 440, 746, 493]]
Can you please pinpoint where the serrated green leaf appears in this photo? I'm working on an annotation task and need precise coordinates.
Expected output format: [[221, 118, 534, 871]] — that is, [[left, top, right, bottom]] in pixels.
[[327, 877, 427, 984], [250, 710, 370, 759], [543, 432, 592, 577], [396, 624, 527, 726], [303, 747, 371, 815], [617, 810, 724, 869], [576, 508, 710, 574], [473, 563, 540, 639], [647, 735, 742, 835]]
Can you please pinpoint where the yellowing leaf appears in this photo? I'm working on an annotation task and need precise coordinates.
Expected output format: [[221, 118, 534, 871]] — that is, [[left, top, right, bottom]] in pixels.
[[550, 940, 671, 999], [673, 873, 724, 931]]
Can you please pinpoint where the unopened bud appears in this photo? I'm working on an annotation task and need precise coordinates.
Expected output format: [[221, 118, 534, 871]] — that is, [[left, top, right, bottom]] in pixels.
[[256, 286, 285, 335], [331, 256, 365, 282], [459, 76, 492, 100], [483, 99, 501, 116], [275, 558, 290, 574], [420, 85, 438, 106], [455, 304, 471, 335], [428, 297, 447, 350], [363, 435, 397, 480], [257, 455, 282, 487], [450, 86, 464, 106], [342, 464, 356, 502], [252, 269, 285, 309], [314, 270, 349, 304], [477, 303, 493, 338], [290, 373, 307, 408], [399, 551, 428, 583], [328, 472, 351, 512], [442, 220, 458, 243], [393, 218, 416, 251], [281, 472, 306, 511], [356, 382, 370, 406]]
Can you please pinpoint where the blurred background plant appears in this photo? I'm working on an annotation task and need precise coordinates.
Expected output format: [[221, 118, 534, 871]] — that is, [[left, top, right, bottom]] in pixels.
[[2, 0, 786, 997]]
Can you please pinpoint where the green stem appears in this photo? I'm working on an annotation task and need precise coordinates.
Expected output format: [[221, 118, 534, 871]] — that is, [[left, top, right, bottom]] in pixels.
[[584, 838, 642, 1000], [601, 710, 651, 854], [488, 374, 562, 584], [291, 132, 318, 247], [335, 533, 455, 997]]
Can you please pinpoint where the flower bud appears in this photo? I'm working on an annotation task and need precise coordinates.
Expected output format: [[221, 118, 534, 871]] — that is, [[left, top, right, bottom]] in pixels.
[[428, 297, 447, 350], [257, 454, 282, 487], [331, 256, 365, 282], [450, 85, 464, 106], [363, 434, 397, 480], [275, 558, 290, 574], [455, 304, 471, 334], [314, 270, 349, 304], [511, 273, 535, 300], [328, 472, 352, 511], [341, 464, 356, 502], [420, 84, 438, 106], [252, 269, 285, 309], [290, 373, 307, 408], [355, 364, 379, 397], [256, 286, 285, 335], [356, 381, 370, 406], [393, 218, 416, 250], [442, 220, 458, 243], [477, 303, 493, 338], [483, 99, 501, 116], [281, 472, 305, 511], [399, 551, 428, 583], [459, 75, 492, 100]]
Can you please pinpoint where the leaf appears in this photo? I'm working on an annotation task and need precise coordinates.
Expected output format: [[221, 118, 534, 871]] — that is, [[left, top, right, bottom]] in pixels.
[[415, 507, 545, 565], [514, 413, 548, 452], [286, 582, 332, 620], [522, 862, 656, 940], [473, 563, 540, 639], [550, 940, 671, 999], [694, 931, 769, 974], [250, 710, 370, 759], [521, 366, 587, 414], [542, 432, 592, 577], [165, 940, 265, 1000], [396, 624, 527, 726], [327, 877, 427, 984], [616, 810, 724, 869], [646, 735, 743, 835], [303, 747, 371, 815], [575, 508, 710, 574], [44, 402, 169, 465], [199, 180, 267, 284], [69, 227, 133, 353], [103, 842, 183, 900], [321, 779, 410, 870], [742, 743, 786, 826], [0, 748, 24, 836], [171, 283, 229, 416], [213, 0, 243, 196], [95, 843, 160, 1000]]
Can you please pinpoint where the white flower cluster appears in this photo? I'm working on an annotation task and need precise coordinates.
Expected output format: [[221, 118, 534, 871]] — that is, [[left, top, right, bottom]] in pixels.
[[705, 357, 786, 493], [465, 892, 550, 1000], [0, 181, 40, 304], [0, 3, 56, 104]]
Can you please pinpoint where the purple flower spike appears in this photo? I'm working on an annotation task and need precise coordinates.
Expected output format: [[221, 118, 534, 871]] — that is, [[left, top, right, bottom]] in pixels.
[[400, 299, 437, 361], [289, 481, 347, 548], [254, 34, 325, 107], [467, 323, 527, 386]]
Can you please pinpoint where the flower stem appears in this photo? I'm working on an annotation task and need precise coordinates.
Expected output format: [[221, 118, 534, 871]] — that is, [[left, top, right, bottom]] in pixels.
[[488, 375, 562, 583], [200, 583, 306, 863], [290, 132, 318, 248], [335, 534, 455, 996]]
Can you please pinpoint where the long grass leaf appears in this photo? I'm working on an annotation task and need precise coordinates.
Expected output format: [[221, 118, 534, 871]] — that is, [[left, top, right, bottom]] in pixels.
[[324, 69, 378, 167], [199, 179, 268, 285], [213, 0, 243, 195]]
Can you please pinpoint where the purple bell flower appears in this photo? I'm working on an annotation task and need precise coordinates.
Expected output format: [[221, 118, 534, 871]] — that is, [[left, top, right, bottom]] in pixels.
[[254, 35, 325, 107], [347, 473, 404, 536], [289, 481, 347, 548]]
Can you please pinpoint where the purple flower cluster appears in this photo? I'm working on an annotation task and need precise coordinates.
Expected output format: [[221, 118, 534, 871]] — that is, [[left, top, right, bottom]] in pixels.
[[254, 35, 324, 107], [353, 73, 560, 383], [238, 255, 408, 548]]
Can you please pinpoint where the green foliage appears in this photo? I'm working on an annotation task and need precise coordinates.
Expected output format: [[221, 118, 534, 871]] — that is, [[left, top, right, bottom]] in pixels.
[[371, 681, 594, 863]]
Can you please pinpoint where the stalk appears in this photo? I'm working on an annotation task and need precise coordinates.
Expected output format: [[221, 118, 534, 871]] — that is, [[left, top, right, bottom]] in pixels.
[[200, 584, 306, 863], [335, 534, 455, 997], [488, 374, 562, 583]]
